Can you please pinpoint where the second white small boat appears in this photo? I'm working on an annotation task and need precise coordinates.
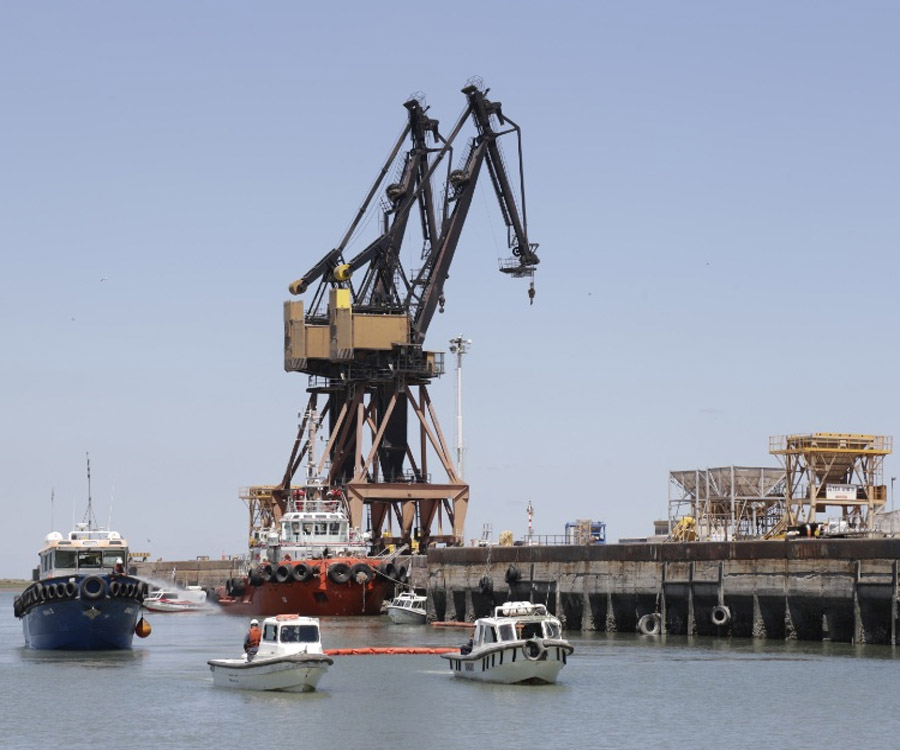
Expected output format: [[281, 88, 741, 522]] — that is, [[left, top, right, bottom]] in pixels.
[[143, 585, 212, 613], [208, 614, 332, 692], [386, 590, 427, 624]]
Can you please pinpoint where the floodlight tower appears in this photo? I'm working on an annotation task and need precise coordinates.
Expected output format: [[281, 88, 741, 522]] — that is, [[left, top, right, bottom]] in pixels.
[[448, 335, 472, 479]]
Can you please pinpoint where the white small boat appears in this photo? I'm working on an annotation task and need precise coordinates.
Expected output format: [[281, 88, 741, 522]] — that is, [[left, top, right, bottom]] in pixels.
[[386, 590, 427, 624], [441, 601, 573, 684], [143, 585, 212, 613], [207, 614, 333, 692]]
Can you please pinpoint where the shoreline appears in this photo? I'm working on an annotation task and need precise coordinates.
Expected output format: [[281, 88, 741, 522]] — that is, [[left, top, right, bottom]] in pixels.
[[0, 580, 29, 592]]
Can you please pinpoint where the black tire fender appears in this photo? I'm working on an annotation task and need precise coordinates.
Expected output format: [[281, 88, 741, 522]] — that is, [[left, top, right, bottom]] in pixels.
[[80, 576, 106, 601], [350, 563, 373, 584], [327, 562, 352, 584]]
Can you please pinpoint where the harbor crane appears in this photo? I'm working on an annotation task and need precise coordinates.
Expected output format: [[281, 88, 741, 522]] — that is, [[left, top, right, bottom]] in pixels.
[[267, 80, 540, 551]]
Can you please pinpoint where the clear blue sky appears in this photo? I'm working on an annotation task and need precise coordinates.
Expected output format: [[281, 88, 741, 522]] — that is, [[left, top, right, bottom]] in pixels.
[[2, 2, 898, 577]]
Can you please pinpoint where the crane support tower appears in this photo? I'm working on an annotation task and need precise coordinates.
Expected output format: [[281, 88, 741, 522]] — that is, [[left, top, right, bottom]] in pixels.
[[769, 433, 893, 536], [274, 80, 540, 552]]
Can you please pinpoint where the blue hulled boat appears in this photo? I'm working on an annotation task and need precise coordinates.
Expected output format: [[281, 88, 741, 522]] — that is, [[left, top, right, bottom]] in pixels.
[[14, 523, 149, 650], [14, 456, 150, 650]]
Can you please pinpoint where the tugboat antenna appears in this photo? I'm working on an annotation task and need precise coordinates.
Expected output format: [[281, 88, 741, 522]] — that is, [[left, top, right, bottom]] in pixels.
[[83, 452, 98, 530]]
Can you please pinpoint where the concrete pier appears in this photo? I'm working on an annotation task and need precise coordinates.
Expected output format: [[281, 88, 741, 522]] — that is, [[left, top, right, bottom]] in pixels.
[[424, 539, 900, 645]]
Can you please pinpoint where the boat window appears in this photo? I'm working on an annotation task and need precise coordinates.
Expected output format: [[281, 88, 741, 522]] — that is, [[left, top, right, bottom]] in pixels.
[[483, 626, 497, 644], [77, 550, 102, 568], [280, 625, 319, 643], [544, 621, 560, 638], [521, 622, 543, 639], [329, 522, 341, 536], [54, 550, 77, 568], [292, 522, 301, 537], [498, 623, 516, 641], [102, 551, 124, 567], [263, 624, 277, 641], [303, 522, 314, 535], [314, 522, 326, 535]]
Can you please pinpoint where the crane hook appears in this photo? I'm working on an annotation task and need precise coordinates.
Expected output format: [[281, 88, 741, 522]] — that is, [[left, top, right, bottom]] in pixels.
[[528, 282, 535, 306], [439, 293, 446, 313]]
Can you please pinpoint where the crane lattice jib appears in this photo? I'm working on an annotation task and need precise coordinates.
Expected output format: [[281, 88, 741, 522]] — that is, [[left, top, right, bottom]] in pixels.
[[288, 83, 539, 347]]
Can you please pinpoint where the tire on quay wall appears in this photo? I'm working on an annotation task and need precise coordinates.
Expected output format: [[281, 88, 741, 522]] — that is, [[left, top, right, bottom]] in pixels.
[[504, 565, 521, 586], [327, 562, 352, 584], [711, 605, 731, 627], [637, 613, 662, 636]]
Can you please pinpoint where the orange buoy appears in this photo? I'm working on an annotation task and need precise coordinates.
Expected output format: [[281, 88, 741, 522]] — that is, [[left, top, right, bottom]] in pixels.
[[135, 616, 152, 638]]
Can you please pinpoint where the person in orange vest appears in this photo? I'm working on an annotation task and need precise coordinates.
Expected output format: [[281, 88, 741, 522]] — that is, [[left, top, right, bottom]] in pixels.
[[243, 618, 261, 661]]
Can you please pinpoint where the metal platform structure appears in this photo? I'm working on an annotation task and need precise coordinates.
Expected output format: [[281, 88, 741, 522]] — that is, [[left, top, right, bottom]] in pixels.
[[667, 466, 786, 541], [768, 432, 892, 536]]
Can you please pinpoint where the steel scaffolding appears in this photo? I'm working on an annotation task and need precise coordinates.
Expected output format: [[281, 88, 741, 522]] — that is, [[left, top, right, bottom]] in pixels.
[[668, 466, 786, 541], [769, 433, 892, 535]]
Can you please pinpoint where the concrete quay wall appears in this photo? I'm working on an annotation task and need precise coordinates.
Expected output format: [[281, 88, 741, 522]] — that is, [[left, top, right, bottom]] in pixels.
[[424, 539, 900, 645], [132, 558, 242, 589]]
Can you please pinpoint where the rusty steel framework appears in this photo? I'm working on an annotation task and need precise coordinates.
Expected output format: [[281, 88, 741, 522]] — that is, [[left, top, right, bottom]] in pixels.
[[267, 80, 539, 552], [768, 432, 892, 535], [667, 466, 786, 541]]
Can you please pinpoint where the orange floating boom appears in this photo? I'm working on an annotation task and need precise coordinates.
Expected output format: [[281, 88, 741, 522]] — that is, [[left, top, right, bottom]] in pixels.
[[324, 647, 460, 656]]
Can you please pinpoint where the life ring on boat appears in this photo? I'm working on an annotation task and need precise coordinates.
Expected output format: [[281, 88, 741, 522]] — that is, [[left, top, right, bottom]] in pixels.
[[377, 561, 397, 580], [275, 565, 292, 583], [283, 554, 292, 562], [292, 564, 312, 583], [80, 576, 106, 601], [711, 605, 731, 627], [350, 563, 373, 584], [327, 562, 352, 584], [522, 638, 546, 661], [637, 613, 662, 636], [505, 565, 521, 585]]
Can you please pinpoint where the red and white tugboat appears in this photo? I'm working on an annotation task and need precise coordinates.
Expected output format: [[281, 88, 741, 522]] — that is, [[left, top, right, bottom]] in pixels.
[[215, 486, 397, 617]]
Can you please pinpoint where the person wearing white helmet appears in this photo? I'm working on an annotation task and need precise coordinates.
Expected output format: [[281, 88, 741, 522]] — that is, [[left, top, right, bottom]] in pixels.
[[243, 618, 261, 660]]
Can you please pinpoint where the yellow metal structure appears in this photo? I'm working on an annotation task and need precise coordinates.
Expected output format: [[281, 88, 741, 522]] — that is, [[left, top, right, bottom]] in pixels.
[[768, 432, 892, 535]]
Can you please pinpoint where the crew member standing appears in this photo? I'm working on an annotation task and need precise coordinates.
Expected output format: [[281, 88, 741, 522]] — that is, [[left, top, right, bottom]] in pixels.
[[244, 618, 261, 660]]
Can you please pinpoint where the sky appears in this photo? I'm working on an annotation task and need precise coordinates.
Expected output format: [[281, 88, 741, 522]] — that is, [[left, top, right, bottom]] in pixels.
[[2, 2, 899, 578]]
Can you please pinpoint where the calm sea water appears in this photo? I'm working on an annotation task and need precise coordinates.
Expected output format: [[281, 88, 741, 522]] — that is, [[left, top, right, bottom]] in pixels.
[[2, 590, 900, 750]]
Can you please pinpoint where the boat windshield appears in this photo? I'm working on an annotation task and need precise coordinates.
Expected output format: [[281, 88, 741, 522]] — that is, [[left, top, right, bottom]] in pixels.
[[280, 625, 319, 643], [544, 620, 561, 638], [497, 623, 516, 641], [520, 622, 543, 639]]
